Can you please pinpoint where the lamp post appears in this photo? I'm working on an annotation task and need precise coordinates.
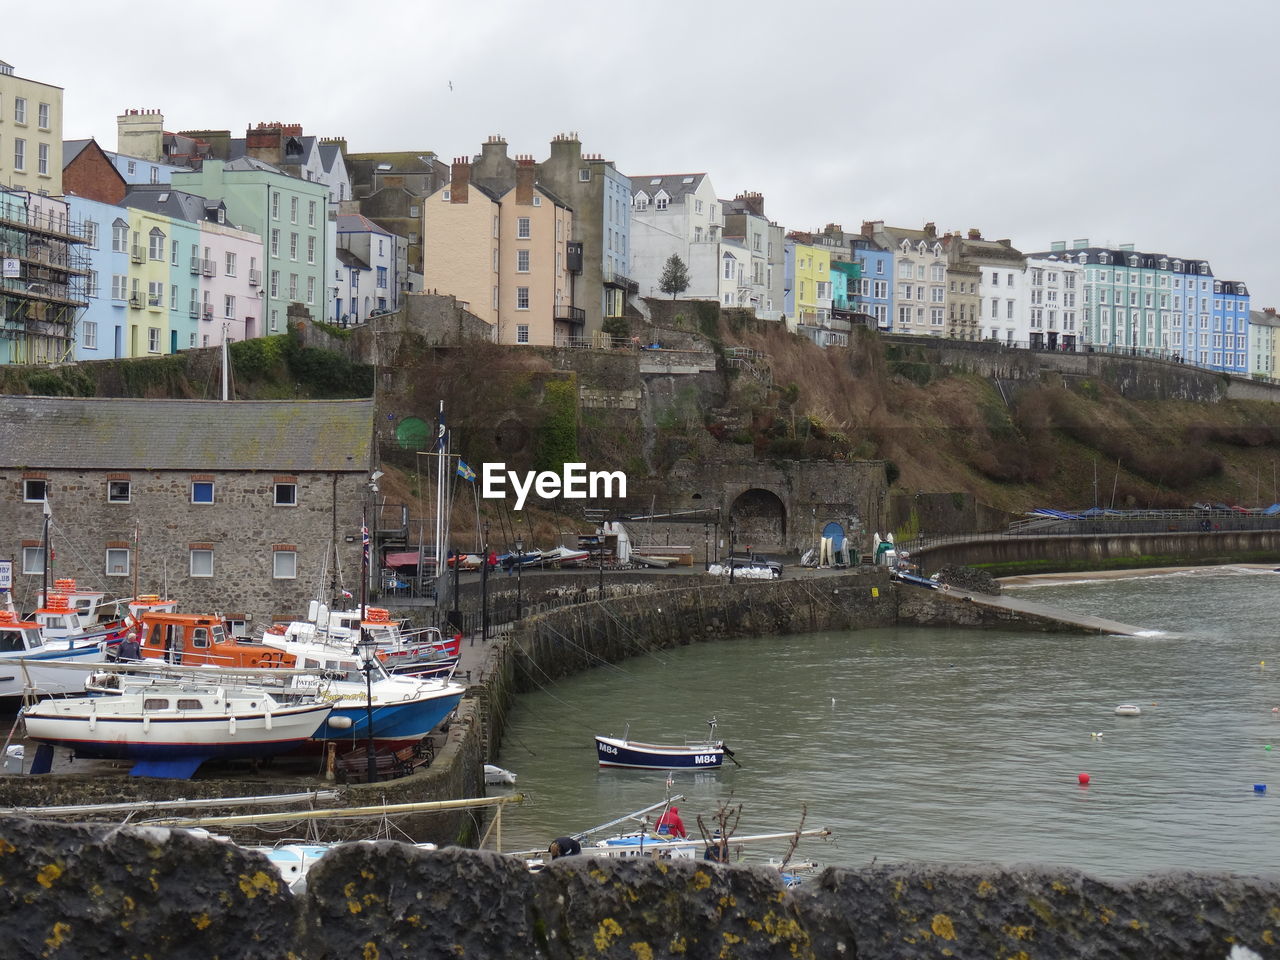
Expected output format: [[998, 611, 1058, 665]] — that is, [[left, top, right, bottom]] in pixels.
[[514, 535, 524, 621], [357, 631, 378, 784], [480, 520, 490, 642], [729, 521, 736, 584]]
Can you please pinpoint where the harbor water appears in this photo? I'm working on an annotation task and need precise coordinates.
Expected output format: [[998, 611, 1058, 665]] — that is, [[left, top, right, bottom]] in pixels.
[[494, 565, 1280, 879]]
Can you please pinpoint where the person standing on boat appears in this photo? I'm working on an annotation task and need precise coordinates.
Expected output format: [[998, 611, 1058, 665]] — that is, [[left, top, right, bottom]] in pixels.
[[548, 836, 581, 858], [655, 806, 687, 839]]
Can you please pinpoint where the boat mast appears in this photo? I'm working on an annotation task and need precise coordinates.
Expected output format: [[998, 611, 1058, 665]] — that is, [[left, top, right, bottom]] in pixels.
[[359, 501, 369, 623], [39, 499, 51, 605]]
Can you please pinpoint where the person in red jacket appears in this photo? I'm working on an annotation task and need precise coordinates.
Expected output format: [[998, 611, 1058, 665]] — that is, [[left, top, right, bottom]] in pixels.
[[655, 805, 686, 839]]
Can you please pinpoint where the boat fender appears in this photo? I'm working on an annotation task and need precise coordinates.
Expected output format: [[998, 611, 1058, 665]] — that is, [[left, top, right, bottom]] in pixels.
[[229, 716, 237, 735], [142, 715, 150, 734], [264, 709, 273, 731]]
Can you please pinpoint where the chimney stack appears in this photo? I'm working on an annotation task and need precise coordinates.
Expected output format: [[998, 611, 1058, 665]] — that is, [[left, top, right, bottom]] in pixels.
[[515, 155, 536, 204], [968, 228, 982, 240], [450, 157, 470, 203], [924, 222, 937, 238]]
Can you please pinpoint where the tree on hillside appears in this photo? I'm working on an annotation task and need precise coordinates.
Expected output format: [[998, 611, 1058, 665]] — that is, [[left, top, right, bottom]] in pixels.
[[659, 254, 690, 299]]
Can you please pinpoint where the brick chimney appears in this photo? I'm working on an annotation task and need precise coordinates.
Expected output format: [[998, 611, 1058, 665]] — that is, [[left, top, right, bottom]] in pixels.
[[923, 221, 937, 238], [968, 228, 982, 240], [734, 191, 765, 217], [450, 157, 470, 203], [246, 122, 287, 165], [861, 220, 884, 238], [548, 131, 582, 164], [515, 155, 536, 205], [1266, 307, 1277, 316]]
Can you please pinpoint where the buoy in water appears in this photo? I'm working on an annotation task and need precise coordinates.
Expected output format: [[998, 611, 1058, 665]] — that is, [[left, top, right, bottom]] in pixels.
[[1254, 784, 1267, 794], [1115, 704, 1142, 716], [1078, 773, 1090, 786], [1090, 732, 1104, 739]]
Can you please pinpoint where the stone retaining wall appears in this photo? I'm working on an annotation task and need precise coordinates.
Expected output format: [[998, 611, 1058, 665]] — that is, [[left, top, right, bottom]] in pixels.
[[3, 818, 1276, 959]]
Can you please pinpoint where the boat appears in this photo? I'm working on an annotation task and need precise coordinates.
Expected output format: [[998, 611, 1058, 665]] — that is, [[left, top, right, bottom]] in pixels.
[[484, 763, 518, 786], [595, 718, 733, 770], [540, 545, 591, 567], [630, 554, 674, 568], [498, 550, 544, 571], [251, 839, 440, 894], [31, 579, 130, 645], [1114, 704, 1142, 716], [265, 603, 462, 677], [19, 673, 334, 778]]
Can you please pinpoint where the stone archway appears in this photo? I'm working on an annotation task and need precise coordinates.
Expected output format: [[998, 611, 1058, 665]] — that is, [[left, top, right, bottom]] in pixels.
[[730, 488, 787, 552]]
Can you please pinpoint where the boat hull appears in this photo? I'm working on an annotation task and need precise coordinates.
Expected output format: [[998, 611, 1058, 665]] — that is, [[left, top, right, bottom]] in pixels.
[[0, 644, 116, 701], [306, 688, 464, 752], [595, 736, 724, 770], [21, 702, 331, 765]]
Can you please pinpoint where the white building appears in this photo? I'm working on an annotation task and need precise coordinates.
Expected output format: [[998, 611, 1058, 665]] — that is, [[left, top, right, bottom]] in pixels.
[[1025, 255, 1084, 350], [629, 173, 725, 300]]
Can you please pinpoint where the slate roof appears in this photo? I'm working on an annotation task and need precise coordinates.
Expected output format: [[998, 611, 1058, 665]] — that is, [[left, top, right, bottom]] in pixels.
[[336, 214, 392, 236], [1250, 310, 1280, 328], [628, 173, 707, 203], [123, 185, 231, 227], [0, 398, 374, 472], [62, 139, 92, 164], [223, 156, 287, 175], [336, 248, 370, 270]]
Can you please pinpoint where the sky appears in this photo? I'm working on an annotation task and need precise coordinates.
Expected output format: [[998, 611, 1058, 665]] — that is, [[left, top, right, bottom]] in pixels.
[[26, 0, 1280, 306]]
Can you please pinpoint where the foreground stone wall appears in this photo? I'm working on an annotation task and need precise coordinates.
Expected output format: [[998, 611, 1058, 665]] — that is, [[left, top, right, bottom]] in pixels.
[[2, 817, 1277, 959]]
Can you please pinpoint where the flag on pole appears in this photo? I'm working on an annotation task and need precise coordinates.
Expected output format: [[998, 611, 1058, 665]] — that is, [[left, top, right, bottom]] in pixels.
[[361, 524, 370, 565], [435, 401, 447, 452], [456, 460, 476, 482]]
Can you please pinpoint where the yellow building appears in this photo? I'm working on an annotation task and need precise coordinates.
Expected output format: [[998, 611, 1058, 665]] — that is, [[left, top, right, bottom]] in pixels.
[[124, 208, 173, 356], [423, 156, 574, 346], [0, 60, 63, 195], [787, 240, 832, 331]]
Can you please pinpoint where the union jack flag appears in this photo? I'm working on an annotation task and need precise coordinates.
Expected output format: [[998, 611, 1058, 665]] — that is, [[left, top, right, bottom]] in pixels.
[[361, 525, 370, 565]]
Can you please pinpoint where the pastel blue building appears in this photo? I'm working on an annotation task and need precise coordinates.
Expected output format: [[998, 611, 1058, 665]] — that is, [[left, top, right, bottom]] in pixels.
[[850, 236, 892, 330], [64, 195, 129, 360], [1212, 279, 1250, 374]]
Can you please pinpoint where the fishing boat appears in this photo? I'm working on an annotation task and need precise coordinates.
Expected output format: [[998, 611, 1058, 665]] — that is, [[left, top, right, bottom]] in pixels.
[[19, 674, 334, 778], [0, 608, 126, 704], [252, 840, 440, 894], [595, 718, 733, 770], [266, 603, 462, 676], [32, 579, 130, 644], [484, 763, 518, 786]]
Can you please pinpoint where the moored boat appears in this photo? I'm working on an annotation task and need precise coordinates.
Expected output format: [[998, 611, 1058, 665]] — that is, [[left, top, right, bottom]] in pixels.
[[595, 719, 733, 770], [20, 675, 334, 778]]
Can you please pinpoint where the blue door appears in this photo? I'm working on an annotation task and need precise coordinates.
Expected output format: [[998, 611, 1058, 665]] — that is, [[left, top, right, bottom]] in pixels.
[[821, 522, 845, 552]]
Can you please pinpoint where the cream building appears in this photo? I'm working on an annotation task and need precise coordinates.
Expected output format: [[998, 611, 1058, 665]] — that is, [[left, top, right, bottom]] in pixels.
[[422, 155, 574, 345], [0, 60, 63, 195]]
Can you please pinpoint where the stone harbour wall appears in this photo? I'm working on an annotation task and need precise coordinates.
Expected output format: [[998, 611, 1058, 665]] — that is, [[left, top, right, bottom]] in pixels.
[[2, 818, 1278, 959]]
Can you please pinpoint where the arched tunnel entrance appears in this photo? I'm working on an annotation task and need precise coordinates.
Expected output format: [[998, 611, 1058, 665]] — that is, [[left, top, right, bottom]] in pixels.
[[729, 488, 787, 553]]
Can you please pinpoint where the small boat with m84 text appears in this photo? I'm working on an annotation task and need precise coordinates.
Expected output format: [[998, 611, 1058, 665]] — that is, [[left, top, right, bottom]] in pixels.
[[595, 718, 736, 770]]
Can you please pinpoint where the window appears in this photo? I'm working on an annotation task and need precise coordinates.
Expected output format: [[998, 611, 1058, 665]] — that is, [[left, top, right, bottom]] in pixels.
[[37, 142, 48, 175], [516, 286, 529, 310], [13, 97, 25, 124], [289, 233, 298, 260], [288, 273, 298, 300], [376, 266, 387, 288], [579, 168, 591, 181], [190, 549, 213, 578], [274, 482, 297, 506], [271, 192, 280, 220], [13, 138, 24, 170], [191, 481, 215, 503], [15, 541, 50, 577], [306, 276, 316, 305], [270, 270, 280, 298], [307, 236, 316, 264], [270, 229, 280, 257], [308, 200, 317, 227], [23, 478, 47, 502], [225, 251, 236, 276], [224, 294, 235, 318], [517, 217, 531, 239], [148, 229, 165, 260], [169, 284, 178, 310], [517, 324, 529, 343], [37, 102, 49, 129], [532, 196, 541, 207], [147, 280, 163, 307], [273, 550, 297, 579], [82, 320, 98, 348], [106, 548, 130, 577], [107, 479, 130, 503], [148, 327, 161, 352], [290, 196, 298, 223], [111, 274, 128, 300]]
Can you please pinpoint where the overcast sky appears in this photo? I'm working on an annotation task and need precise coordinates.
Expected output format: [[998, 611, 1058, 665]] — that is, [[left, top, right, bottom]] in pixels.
[[31, 0, 1280, 307]]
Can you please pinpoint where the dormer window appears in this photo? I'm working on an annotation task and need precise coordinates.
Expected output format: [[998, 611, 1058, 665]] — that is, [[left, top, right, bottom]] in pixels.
[[1077, 253, 1087, 265], [1199, 264, 1209, 275], [1099, 253, 1111, 265], [1159, 258, 1168, 270], [900, 239, 911, 252], [1127, 256, 1138, 267], [633, 193, 648, 210]]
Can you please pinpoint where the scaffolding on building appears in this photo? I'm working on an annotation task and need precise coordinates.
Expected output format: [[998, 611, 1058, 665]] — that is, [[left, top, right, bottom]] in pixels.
[[0, 187, 91, 364]]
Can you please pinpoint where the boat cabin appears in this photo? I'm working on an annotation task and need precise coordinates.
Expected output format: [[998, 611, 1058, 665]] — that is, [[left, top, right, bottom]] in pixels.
[[0, 611, 42, 653], [138, 611, 293, 669], [31, 594, 91, 641], [37, 578, 114, 623]]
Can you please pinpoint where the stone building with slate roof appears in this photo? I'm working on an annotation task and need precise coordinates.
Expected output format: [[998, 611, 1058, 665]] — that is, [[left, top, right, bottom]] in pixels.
[[0, 397, 375, 621]]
